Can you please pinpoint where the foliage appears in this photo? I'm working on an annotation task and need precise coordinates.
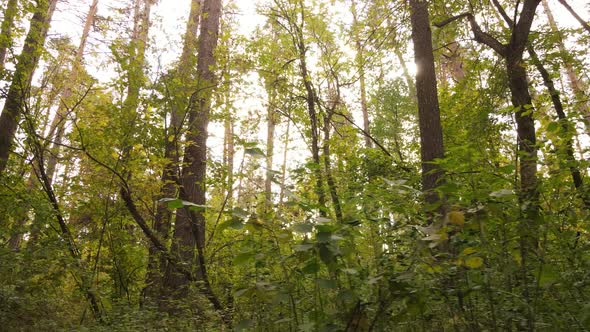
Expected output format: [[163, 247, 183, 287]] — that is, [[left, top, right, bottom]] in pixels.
[[1, 0, 590, 331]]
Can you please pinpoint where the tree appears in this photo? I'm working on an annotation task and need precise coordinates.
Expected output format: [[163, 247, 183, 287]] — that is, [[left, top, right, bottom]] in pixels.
[[44, 0, 99, 184], [542, 0, 590, 134], [163, 0, 222, 304], [0, 0, 58, 175], [0, 0, 18, 73], [144, 0, 202, 301], [557, 0, 590, 34], [409, 0, 445, 210]]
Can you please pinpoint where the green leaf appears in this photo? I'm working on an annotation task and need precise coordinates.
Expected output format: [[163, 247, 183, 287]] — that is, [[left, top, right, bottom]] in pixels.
[[302, 260, 320, 274], [245, 147, 265, 158], [546, 121, 559, 133], [220, 216, 244, 230], [316, 278, 337, 289], [233, 252, 255, 265], [232, 207, 249, 218], [317, 231, 332, 243], [293, 223, 313, 233], [342, 268, 358, 275], [235, 319, 253, 331], [490, 189, 513, 197], [159, 198, 208, 210], [293, 243, 314, 252], [319, 244, 336, 265], [159, 198, 183, 209]]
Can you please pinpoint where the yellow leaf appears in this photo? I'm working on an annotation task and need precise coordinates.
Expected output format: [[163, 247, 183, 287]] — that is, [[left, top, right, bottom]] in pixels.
[[465, 256, 484, 269], [461, 247, 477, 256], [448, 211, 465, 226]]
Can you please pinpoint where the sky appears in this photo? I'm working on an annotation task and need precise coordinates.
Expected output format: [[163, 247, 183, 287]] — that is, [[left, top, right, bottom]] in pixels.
[[5, 0, 590, 187]]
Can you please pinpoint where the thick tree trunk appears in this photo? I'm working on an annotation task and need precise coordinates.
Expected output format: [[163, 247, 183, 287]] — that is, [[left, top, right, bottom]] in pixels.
[[163, 0, 222, 300], [145, 0, 202, 302], [0, 0, 58, 176], [409, 0, 445, 209], [507, 55, 539, 223], [0, 0, 18, 73]]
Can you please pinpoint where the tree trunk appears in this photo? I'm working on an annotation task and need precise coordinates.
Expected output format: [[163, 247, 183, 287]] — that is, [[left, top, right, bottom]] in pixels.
[[0, 0, 18, 73], [163, 0, 222, 301], [542, 0, 590, 135], [351, 0, 372, 148], [409, 0, 445, 210], [44, 0, 98, 184], [224, 115, 234, 204], [322, 113, 343, 222], [528, 47, 589, 207], [0, 0, 58, 176], [278, 119, 290, 208], [265, 88, 276, 210], [557, 0, 590, 34], [144, 0, 202, 303]]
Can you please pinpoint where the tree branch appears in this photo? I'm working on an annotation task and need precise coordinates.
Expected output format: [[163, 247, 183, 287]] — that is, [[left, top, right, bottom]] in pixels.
[[434, 12, 507, 56]]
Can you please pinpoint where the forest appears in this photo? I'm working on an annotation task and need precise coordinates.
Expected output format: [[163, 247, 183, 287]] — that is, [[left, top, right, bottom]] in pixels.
[[0, 0, 589, 330]]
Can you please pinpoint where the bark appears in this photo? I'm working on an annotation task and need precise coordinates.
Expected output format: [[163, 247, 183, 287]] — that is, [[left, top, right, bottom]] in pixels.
[[265, 89, 276, 210], [44, 0, 98, 184], [528, 47, 589, 207], [542, 0, 590, 135], [323, 113, 343, 222], [301, 53, 327, 217], [163, 0, 222, 300], [118, 184, 231, 326], [0, 0, 58, 176], [442, 1, 542, 234], [145, 0, 202, 302], [409, 0, 445, 209], [0, 0, 18, 73], [223, 114, 234, 204], [278, 119, 290, 207], [23, 117, 102, 318], [351, 0, 372, 148], [469, 1, 541, 329], [264, 98, 276, 211], [557, 0, 590, 34]]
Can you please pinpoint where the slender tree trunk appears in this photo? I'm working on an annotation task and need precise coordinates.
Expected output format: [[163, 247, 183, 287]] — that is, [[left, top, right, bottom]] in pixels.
[[265, 88, 276, 210], [557, 0, 590, 34], [322, 113, 343, 222], [542, 0, 590, 134], [528, 47, 589, 207], [223, 109, 234, 207], [0, 0, 18, 73], [0, 0, 58, 176], [351, 0, 372, 148], [278, 119, 290, 208], [163, 0, 222, 302], [44, 0, 98, 184], [409, 0, 445, 210]]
